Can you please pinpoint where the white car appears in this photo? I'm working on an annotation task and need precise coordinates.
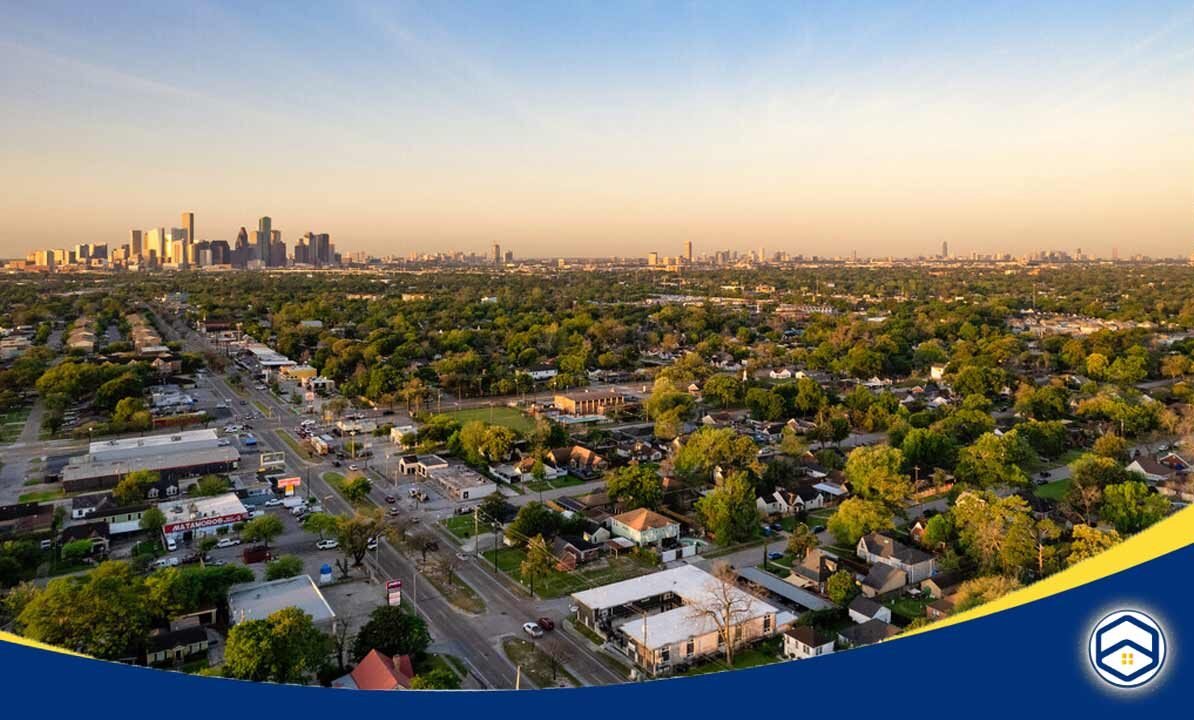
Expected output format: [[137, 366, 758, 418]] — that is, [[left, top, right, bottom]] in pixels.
[[264, 498, 284, 507], [366, 537, 378, 550], [522, 622, 544, 639], [165, 537, 177, 552], [153, 556, 181, 569], [316, 539, 339, 550], [216, 537, 241, 549], [348, 464, 359, 471]]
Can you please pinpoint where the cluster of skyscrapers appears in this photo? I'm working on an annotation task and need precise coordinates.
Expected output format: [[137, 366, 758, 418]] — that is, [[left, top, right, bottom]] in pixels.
[[15, 212, 338, 271]]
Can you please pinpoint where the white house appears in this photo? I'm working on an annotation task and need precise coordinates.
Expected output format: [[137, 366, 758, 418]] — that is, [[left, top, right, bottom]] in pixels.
[[782, 626, 836, 660], [857, 532, 936, 585], [769, 368, 793, 380], [526, 365, 559, 382], [608, 508, 680, 547]]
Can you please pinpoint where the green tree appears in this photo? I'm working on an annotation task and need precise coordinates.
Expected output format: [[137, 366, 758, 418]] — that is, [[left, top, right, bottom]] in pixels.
[[1091, 434, 1130, 462], [351, 605, 430, 662], [695, 471, 759, 544], [224, 607, 330, 684], [193, 474, 230, 496], [826, 570, 859, 606], [265, 554, 304, 580], [673, 427, 760, 483], [844, 445, 912, 506], [342, 475, 373, 504], [1100, 481, 1170, 534], [702, 375, 743, 407], [745, 387, 784, 421], [112, 469, 160, 506], [785, 523, 818, 561], [139, 506, 166, 534], [519, 534, 556, 597], [605, 463, 663, 511], [954, 431, 1032, 489], [1067, 524, 1122, 566], [241, 514, 285, 548], [506, 502, 560, 544], [411, 667, 462, 689], [900, 427, 958, 472], [18, 561, 152, 659], [828, 498, 893, 546], [953, 575, 1022, 613]]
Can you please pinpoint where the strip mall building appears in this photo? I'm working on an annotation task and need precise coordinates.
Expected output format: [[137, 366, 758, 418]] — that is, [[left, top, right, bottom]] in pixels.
[[158, 493, 249, 545]]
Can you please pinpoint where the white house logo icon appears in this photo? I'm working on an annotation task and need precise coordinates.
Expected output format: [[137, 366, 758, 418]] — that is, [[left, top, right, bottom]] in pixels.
[[1088, 610, 1167, 689]]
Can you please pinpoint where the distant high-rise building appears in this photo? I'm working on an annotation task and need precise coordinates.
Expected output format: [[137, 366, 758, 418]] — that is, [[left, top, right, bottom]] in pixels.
[[129, 229, 143, 257], [234, 227, 249, 267], [941, 240, 949, 258], [648, 251, 659, 266], [685, 240, 693, 263], [257, 217, 272, 262], [181, 212, 194, 267], [209, 240, 231, 265], [492, 242, 501, 265], [504, 250, 513, 263]]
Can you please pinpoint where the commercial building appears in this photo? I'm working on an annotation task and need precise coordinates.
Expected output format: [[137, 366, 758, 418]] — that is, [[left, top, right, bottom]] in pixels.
[[554, 390, 629, 416], [425, 465, 497, 502], [571, 565, 788, 675], [61, 429, 239, 492], [158, 492, 249, 545], [228, 575, 337, 632]]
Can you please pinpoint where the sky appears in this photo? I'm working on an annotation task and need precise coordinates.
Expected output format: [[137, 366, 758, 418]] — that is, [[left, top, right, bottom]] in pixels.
[[1, 0, 1192, 259]]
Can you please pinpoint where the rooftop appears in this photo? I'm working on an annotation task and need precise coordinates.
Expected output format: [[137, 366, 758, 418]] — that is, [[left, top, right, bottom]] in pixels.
[[572, 564, 774, 614], [228, 575, 336, 626], [611, 507, 677, 532], [62, 446, 240, 482]]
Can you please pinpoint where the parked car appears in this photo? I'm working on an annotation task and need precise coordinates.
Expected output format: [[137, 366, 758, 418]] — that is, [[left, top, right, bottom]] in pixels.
[[536, 617, 555, 631], [387, 507, 401, 517], [811, 525, 826, 534], [366, 537, 378, 551], [522, 622, 544, 638], [216, 537, 241, 549], [385, 495, 396, 504], [348, 464, 359, 471], [264, 498, 284, 507], [331, 460, 342, 467], [769, 522, 783, 532], [152, 556, 181, 569], [165, 537, 178, 552], [768, 552, 784, 560], [316, 539, 339, 550]]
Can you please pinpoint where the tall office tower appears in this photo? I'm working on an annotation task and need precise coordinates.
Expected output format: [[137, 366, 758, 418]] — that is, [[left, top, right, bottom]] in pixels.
[[492, 242, 501, 265], [294, 235, 309, 265], [209, 240, 231, 265], [234, 227, 249, 267], [257, 217, 272, 262], [270, 237, 286, 267], [758, 247, 765, 263], [74, 243, 90, 262], [90, 243, 108, 260], [129, 230, 143, 257], [504, 250, 513, 263], [181, 212, 194, 267], [648, 251, 659, 266], [941, 240, 949, 258], [685, 240, 693, 263]]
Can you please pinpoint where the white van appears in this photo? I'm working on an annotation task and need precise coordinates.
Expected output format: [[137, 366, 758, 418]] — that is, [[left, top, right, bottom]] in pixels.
[[165, 537, 177, 552]]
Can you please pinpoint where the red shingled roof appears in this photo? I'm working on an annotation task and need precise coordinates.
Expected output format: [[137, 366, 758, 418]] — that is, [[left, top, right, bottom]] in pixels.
[[350, 649, 414, 690]]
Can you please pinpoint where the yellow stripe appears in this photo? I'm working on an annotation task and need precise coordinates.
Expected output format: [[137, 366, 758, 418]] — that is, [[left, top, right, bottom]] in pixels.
[[900, 504, 1194, 639], [0, 630, 86, 656]]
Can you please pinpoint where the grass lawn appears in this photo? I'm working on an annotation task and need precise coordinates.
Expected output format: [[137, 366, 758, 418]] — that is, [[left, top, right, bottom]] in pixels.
[[443, 406, 535, 434], [1034, 477, 1073, 501], [502, 638, 578, 688], [276, 429, 315, 460], [806, 507, 836, 525], [322, 471, 372, 510], [524, 474, 587, 493], [676, 637, 784, 676], [1027, 448, 1085, 473], [441, 514, 487, 540], [0, 406, 32, 443], [885, 594, 933, 622], [19, 488, 63, 503], [758, 552, 796, 576], [481, 548, 657, 599], [415, 653, 467, 681]]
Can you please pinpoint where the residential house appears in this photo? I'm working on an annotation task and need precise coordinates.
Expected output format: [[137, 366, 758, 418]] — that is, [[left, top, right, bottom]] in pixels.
[[837, 618, 900, 648], [333, 649, 415, 691], [857, 533, 936, 584], [783, 626, 836, 660], [144, 626, 210, 667], [786, 548, 840, 592], [860, 564, 908, 598], [847, 596, 893, 625], [609, 508, 681, 548], [548, 445, 608, 476], [1126, 457, 1177, 483]]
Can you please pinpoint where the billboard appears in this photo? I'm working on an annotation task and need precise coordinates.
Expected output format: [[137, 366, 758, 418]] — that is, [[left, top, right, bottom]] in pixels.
[[260, 451, 285, 470], [386, 579, 402, 606], [276, 476, 301, 496]]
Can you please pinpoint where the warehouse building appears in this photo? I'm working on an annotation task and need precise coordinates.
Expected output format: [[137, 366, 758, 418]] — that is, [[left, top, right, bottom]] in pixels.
[[228, 575, 337, 633], [61, 446, 240, 493]]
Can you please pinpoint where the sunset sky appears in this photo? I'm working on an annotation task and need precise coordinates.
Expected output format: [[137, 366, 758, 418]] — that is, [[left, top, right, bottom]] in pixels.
[[1, 1, 1192, 259]]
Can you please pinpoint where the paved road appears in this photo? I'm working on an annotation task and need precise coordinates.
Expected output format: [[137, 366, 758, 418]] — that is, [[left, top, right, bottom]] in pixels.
[[161, 311, 626, 688]]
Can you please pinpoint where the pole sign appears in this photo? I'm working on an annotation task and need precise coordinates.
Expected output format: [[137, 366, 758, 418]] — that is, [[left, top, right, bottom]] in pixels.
[[386, 579, 402, 606], [259, 451, 285, 470], [276, 476, 302, 497]]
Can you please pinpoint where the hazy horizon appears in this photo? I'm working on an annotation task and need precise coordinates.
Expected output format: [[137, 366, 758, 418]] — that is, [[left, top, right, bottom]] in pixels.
[[2, 1, 1192, 259]]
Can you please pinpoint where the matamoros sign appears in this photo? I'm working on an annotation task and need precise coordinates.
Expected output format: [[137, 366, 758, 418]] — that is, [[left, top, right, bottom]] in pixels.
[[163, 512, 250, 534]]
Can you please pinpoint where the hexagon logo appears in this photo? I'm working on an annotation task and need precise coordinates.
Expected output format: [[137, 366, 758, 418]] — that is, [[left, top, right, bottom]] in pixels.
[[1088, 610, 1167, 689]]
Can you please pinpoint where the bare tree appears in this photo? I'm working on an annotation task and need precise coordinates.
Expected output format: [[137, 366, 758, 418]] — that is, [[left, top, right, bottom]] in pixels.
[[686, 561, 756, 667]]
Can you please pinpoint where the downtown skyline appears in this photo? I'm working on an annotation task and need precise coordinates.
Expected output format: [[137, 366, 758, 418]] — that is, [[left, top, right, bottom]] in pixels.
[[2, 1, 1193, 259]]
